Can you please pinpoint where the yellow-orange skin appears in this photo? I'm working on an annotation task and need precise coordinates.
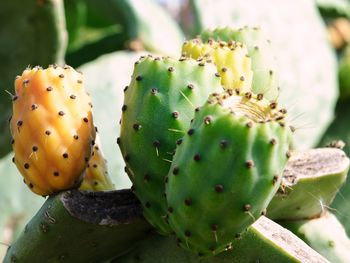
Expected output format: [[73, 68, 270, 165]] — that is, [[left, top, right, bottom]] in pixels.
[[182, 39, 253, 93], [79, 143, 114, 192], [10, 65, 96, 196]]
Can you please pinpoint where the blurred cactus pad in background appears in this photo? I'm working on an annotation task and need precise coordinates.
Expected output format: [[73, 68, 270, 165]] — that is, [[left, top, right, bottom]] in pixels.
[[1, 0, 350, 262]]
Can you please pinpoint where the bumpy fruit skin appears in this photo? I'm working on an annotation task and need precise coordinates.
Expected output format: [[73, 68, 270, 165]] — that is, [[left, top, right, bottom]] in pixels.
[[200, 27, 280, 101], [119, 55, 223, 234], [182, 38, 253, 94], [10, 65, 96, 196], [166, 92, 292, 255], [80, 135, 114, 191]]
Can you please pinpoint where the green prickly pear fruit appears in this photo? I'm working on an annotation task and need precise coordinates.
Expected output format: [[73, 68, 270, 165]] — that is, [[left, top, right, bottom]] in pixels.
[[200, 26, 280, 101], [10, 65, 96, 196], [182, 38, 253, 94], [119, 55, 223, 235], [80, 135, 114, 191], [166, 91, 293, 255]]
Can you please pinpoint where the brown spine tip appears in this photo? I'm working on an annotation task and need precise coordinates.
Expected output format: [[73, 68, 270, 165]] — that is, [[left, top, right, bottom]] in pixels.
[[70, 94, 76, 99], [176, 139, 183, 145], [62, 153, 68, 159], [204, 116, 212, 124], [133, 123, 141, 130], [53, 171, 59, 176], [273, 175, 279, 186], [153, 140, 160, 148], [243, 204, 251, 212], [215, 184, 224, 193], [77, 79, 83, 84], [45, 130, 51, 136], [187, 129, 195, 135], [31, 104, 38, 110], [184, 198, 192, 206], [187, 84, 194, 90], [58, 74, 64, 78], [124, 86, 129, 92], [257, 93, 263, 100], [245, 92, 252, 99], [246, 160, 255, 168], [246, 122, 253, 128], [58, 111, 65, 116], [17, 120, 23, 126], [168, 67, 175, 72], [220, 140, 228, 148], [83, 117, 89, 123], [211, 224, 218, 231], [270, 138, 277, 145], [215, 72, 221, 77], [270, 102, 277, 109], [136, 75, 142, 81], [46, 86, 53, 91], [73, 135, 79, 140], [121, 105, 127, 111], [24, 163, 30, 169], [32, 146, 38, 152], [151, 88, 158, 95], [172, 111, 179, 118], [193, 154, 201, 161], [143, 174, 150, 182], [172, 167, 179, 175], [116, 137, 121, 144]]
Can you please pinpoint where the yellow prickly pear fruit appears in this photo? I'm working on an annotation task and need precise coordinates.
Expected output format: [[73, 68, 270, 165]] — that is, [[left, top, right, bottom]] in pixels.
[[80, 135, 114, 191], [182, 39, 253, 94], [10, 65, 96, 196]]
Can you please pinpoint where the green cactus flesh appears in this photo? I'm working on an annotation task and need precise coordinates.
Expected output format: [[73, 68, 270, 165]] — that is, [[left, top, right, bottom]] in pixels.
[[3, 190, 151, 263], [267, 148, 349, 220], [166, 92, 292, 255], [200, 26, 280, 101], [281, 212, 350, 263], [117, 216, 329, 263], [119, 55, 223, 235], [339, 45, 350, 100]]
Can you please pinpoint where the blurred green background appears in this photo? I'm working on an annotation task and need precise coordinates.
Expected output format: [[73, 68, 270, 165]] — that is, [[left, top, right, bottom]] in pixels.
[[0, 0, 350, 260]]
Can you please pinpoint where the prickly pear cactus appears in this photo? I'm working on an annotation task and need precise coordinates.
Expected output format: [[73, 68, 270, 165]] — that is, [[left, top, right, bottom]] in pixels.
[[80, 135, 114, 191], [190, 0, 338, 149], [166, 92, 293, 255], [119, 55, 223, 234], [181, 38, 253, 94], [200, 27, 280, 101], [10, 65, 96, 196]]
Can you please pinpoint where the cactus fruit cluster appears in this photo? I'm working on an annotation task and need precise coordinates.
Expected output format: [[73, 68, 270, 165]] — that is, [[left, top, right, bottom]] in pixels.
[[118, 26, 295, 254], [10, 65, 96, 196], [5, 23, 350, 262]]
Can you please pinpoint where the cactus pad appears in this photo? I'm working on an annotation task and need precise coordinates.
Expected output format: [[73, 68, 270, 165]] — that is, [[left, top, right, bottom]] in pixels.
[[10, 65, 96, 196]]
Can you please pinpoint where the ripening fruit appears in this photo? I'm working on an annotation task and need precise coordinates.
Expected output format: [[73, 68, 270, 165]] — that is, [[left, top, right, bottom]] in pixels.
[[10, 65, 96, 196]]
